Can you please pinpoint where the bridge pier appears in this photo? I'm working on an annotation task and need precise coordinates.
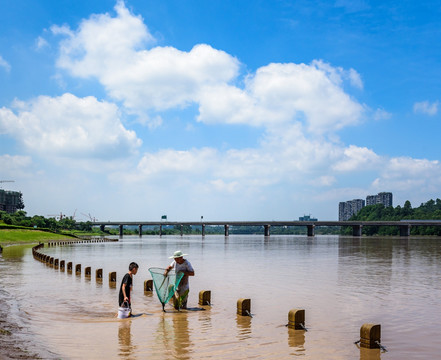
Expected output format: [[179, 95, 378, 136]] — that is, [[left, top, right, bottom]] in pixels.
[[225, 224, 229, 237], [264, 225, 271, 237], [352, 225, 363, 236], [202, 224, 206, 237], [400, 224, 411, 236], [307, 225, 315, 237], [100, 224, 105, 232], [159, 225, 162, 237], [119, 224, 123, 237], [138, 224, 142, 236], [180, 224, 184, 236]]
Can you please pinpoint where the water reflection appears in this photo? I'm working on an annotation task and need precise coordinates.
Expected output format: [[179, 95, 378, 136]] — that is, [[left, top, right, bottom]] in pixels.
[[287, 328, 305, 356], [236, 314, 252, 340], [118, 320, 135, 358], [155, 314, 192, 359], [172, 313, 192, 359], [359, 347, 381, 360]]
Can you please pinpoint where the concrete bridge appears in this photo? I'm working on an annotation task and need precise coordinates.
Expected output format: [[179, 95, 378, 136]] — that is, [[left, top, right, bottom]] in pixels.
[[92, 220, 441, 237]]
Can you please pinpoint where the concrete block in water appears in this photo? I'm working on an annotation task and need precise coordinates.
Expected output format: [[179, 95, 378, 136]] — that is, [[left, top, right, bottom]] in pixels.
[[199, 290, 211, 306], [96, 268, 103, 280], [75, 264, 81, 275], [288, 309, 305, 330], [109, 271, 117, 287], [360, 323, 381, 349], [237, 298, 251, 316], [144, 279, 153, 291], [85, 266, 91, 277]]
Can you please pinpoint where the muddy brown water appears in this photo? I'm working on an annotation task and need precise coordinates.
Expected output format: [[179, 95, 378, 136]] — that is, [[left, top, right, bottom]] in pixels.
[[1, 235, 440, 359]]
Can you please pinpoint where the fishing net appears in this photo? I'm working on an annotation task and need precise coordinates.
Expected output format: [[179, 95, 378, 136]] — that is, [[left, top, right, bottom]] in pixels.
[[148, 267, 184, 311]]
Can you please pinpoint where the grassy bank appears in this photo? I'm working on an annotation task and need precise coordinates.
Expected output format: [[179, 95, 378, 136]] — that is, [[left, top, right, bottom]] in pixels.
[[0, 228, 77, 245]]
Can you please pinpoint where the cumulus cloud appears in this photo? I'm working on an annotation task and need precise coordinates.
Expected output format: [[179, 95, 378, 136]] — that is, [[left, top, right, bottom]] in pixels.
[[38, 1, 441, 219], [373, 108, 392, 121], [0, 55, 11, 72], [372, 157, 441, 196], [333, 145, 380, 172], [52, 1, 364, 134], [0, 93, 141, 159], [0, 154, 32, 169], [200, 61, 364, 132], [35, 36, 49, 50], [413, 100, 438, 116]]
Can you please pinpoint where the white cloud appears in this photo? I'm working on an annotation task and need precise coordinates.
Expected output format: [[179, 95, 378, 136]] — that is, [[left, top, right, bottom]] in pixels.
[[0, 93, 141, 159], [373, 108, 392, 121], [0, 55, 11, 72], [52, 1, 364, 134], [0, 154, 32, 170], [413, 100, 438, 116], [333, 145, 380, 172], [35, 36, 49, 50]]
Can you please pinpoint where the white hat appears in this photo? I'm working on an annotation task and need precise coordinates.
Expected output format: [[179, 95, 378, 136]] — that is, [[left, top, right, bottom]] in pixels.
[[169, 250, 187, 259]]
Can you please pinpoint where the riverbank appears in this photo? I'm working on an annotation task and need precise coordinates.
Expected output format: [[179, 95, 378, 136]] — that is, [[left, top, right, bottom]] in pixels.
[[0, 245, 58, 359], [0, 296, 43, 359]]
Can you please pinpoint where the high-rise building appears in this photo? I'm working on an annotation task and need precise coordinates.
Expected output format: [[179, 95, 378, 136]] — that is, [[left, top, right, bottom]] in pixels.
[[339, 199, 365, 221], [366, 192, 393, 207], [0, 190, 23, 213]]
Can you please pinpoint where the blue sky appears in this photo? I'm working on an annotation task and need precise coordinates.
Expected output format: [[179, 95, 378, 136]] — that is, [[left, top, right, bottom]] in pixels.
[[1, 0, 440, 221]]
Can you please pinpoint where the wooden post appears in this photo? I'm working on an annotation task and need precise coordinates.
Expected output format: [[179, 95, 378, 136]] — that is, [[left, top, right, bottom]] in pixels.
[[75, 264, 81, 276], [85, 266, 91, 277]]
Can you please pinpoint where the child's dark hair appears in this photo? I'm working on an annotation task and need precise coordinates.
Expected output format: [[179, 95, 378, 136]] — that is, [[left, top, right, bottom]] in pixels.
[[129, 262, 139, 271]]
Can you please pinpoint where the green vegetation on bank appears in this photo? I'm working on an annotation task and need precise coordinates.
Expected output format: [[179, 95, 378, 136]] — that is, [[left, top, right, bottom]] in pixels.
[[342, 198, 441, 236], [0, 210, 104, 245], [0, 228, 77, 245]]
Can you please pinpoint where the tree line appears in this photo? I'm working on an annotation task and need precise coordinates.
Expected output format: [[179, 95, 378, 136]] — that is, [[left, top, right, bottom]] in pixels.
[[0, 210, 93, 232], [344, 198, 441, 236]]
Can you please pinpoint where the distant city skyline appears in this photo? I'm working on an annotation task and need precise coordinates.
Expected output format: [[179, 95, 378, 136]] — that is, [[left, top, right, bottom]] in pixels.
[[1, 1, 441, 221], [339, 192, 393, 221]]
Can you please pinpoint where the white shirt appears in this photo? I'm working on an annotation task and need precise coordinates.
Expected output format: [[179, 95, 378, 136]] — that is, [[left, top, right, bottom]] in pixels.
[[169, 259, 194, 292]]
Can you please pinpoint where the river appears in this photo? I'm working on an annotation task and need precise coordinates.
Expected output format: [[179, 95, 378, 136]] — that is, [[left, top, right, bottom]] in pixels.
[[0, 235, 440, 359]]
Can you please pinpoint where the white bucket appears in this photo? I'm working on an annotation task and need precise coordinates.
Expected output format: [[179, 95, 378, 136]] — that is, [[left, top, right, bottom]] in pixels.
[[118, 302, 131, 319]]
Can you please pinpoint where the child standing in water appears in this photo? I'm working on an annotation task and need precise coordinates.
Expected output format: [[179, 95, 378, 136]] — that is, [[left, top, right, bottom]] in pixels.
[[119, 262, 139, 309]]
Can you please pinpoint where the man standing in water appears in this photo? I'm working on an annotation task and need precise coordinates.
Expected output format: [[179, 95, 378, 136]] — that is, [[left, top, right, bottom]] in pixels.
[[165, 251, 194, 309]]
